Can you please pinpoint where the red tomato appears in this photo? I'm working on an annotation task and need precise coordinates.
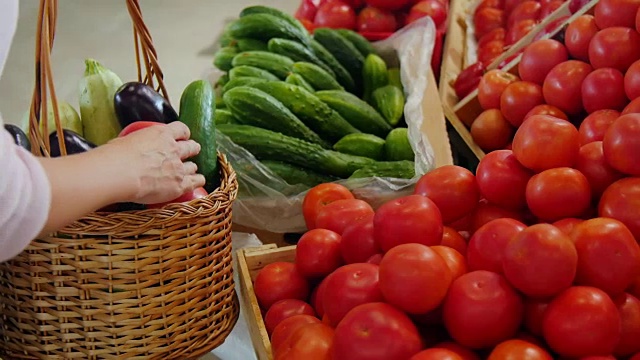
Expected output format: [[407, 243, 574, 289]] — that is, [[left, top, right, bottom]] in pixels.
[[265, 299, 316, 336], [340, 214, 380, 264], [478, 69, 519, 110], [599, 178, 640, 240], [454, 62, 486, 100], [507, 1, 541, 28], [443, 270, 524, 349], [524, 298, 549, 336], [364, 0, 412, 11], [624, 97, 640, 114], [505, 19, 537, 45], [614, 293, 640, 357], [564, 15, 599, 62], [254, 262, 310, 310], [478, 27, 506, 48], [589, 27, 640, 72], [374, 195, 443, 252], [524, 104, 569, 121], [271, 315, 321, 354], [299, 18, 316, 33], [504, 0, 522, 14], [146, 187, 207, 209], [594, 0, 640, 29], [311, 277, 329, 318], [441, 226, 468, 255], [576, 141, 625, 198], [322, 263, 383, 326], [540, 0, 564, 18], [432, 342, 481, 360], [432, 245, 467, 281], [518, 39, 569, 86], [582, 68, 629, 113], [357, 6, 398, 33], [295, 0, 318, 21], [275, 322, 334, 360], [302, 183, 354, 230], [411, 349, 465, 360], [630, 276, 640, 299], [474, 7, 506, 40], [500, 81, 545, 127], [488, 339, 553, 360], [626, 60, 640, 100], [117, 121, 163, 137], [478, 40, 505, 66], [315, 198, 374, 234], [571, 218, 640, 297], [543, 286, 622, 358], [476, 150, 533, 210], [638, 4, 640, 32], [470, 109, 514, 151], [553, 218, 585, 235], [414, 165, 480, 223], [543, 60, 593, 115], [468, 218, 527, 274], [477, 0, 505, 10], [366, 253, 383, 264], [295, 229, 343, 279], [314, 1, 357, 29], [379, 243, 452, 314], [407, 0, 449, 29], [513, 115, 581, 172], [503, 224, 578, 298], [579, 109, 620, 145], [526, 167, 592, 221], [332, 302, 423, 360], [470, 201, 526, 233], [603, 113, 640, 175]]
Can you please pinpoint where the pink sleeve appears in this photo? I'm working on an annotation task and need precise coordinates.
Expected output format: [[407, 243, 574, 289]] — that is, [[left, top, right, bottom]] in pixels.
[[0, 117, 52, 262]]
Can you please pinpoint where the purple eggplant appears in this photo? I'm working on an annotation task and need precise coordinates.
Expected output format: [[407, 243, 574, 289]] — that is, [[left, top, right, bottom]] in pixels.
[[113, 81, 178, 128], [49, 129, 96, 157], [4, 124, 31, 151]]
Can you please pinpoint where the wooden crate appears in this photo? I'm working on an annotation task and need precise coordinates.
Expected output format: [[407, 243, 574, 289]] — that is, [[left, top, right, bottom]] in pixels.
[[237, 245, 297, 360], [439, 0, 599, 160]]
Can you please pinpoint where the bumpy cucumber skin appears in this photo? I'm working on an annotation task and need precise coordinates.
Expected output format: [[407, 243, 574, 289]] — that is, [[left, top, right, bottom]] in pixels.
[[223, 86, 330, 148], [310, 40, 356, 93], [215, 109, 240, 125], [218, 124, 375, 178], [313, 28, 365, 91], [384, 127, 414, 161], [222, 77, 270, 94], [315, 90, 393, 138], [373, 85, 405, 126], [237, 38, 269, 52], [333, 133, 386, 160], [267, 38, 335, 76], [229, 65, 280, 81], [337, 29, 376, 57], [362, 54, 389, 104], [252, 81, 359, 143], [214, 46, 239, 71], [349, 160, 416, 179], [231, 51, 294, 79], [230, 13, 310, 46], [285, 73, 315, 93], [239, 6, 311, 45], [387, 68, 403, 89], [292, 62, 343, 91], [262, 160, 337, 187]]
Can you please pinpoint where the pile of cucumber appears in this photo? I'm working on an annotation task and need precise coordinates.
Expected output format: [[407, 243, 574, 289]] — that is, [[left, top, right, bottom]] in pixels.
[[213, 5, 416, 188]]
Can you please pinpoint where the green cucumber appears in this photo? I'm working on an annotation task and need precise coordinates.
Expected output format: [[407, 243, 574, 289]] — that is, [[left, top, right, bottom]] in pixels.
[[178, 80, 219, 191], [333, 133, 386, 160], [388, 67, 403, 89], [229, 13, 310, 47], [313, 28, 365, 91], [384, 128, 414, 161], [362, 54, 389, 103], [231, 51, 294, 79], [310, 40, 356, 93], [349, 160, 416, 179], [217, 124, 375, 178], [262, 160, 338, 187], [220, 21, 236, 47], [252, 81, 360, 143], [373, 85, 405, 126], [337, 29, 376, 57], [215, 109, 240, 125], [292, 62, 343, 91], [315, 90, 393, 138], [223, 86, 329, 148], [285, 73, 315, 93], [223, 77, 271, 94], [229, 65, 280, 81], [237, 38, 268, 52], [239, 6, 310, 45], [213, 46, 239, 71], [267, 38, 334, 76]]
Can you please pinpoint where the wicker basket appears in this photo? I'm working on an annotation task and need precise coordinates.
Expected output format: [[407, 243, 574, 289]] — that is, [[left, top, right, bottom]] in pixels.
[[0, 1, 239, 359]]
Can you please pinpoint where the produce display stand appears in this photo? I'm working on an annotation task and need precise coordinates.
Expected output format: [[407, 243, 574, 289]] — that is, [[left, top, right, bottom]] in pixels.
[[438, 0, 599, 160]]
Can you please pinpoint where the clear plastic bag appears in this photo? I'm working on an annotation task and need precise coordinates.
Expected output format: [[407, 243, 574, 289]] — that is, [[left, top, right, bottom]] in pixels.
[[206, 17, 438, 234]]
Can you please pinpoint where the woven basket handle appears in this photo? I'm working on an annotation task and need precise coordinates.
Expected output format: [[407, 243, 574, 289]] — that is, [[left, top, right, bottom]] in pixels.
[[27, 0, 169, 157]]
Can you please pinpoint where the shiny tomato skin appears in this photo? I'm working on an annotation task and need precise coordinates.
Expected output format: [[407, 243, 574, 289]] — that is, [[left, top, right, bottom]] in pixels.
[[564, 15, 599, 62], [414, 165, 480, 223], [264, 299, 316, 336], [553, 218, 585, 235], [468, 218, 527, 274], [540, 0, 564, 18], [478, 69, 520, 110], [443, 270, 524, 349], [599, 178, 640, 240], [407, 0, 449, 29], [365, 0, 412, 11], [503, 224, 578, 298], [478, 40, 506, 66], [525, 167, 592, 222], [624, 97, 640, 114], [513, 115, 581, 172], [322, 263, 383, 326], [524, 298, 550, 336], [474, 7, 506, 39], [488, 339, 553, 360], [581, 68, 629, 113], [589, 27, 640, 72], [295, 0, 317, 21], [379, 243, 453, 314], [432, 245, 467, 281], [576, 141, 625, 198], [500, 81, 545, 127], [507, 1, 541, 29], [542, 286, 622, 358], [470, 109, 515, 151], [638, 4, 640, 32], [295, 229, 343, 279], [314, 1, 357, 29], [118, 121, 163, 137], [543, 60, 593, 115], [614, 293, 640, 357], [478, 27, 506, 49], [340, 215, 379, 264], [275, 322, 334, 360], [505, 19, 538, 45], [357, 6, 398, 33], [374, 195, 443, 252], [441, 226, 468, 255], [315, 198, 374, 235], [271, 315, 321, 354], [411, 349, 465, 360], [454, 62, 486, 100], [470, 201, 526, 234], [254, 262, 310, 310], [432, 342, 481, 360], [626, 60, 640, 100], [366, 253, 383, 265], [579, 109, 620, 145], [524, 104, 569, 121], [594, 0, 640, 29], [332, 302, 423, 360], [519, 39, 569, 86], [475, 150, 533, 210], [603, 113, 640, 175], [302, 183, 354, 230], [571, 218, 640, 297], [476, 0, 504, 10]]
